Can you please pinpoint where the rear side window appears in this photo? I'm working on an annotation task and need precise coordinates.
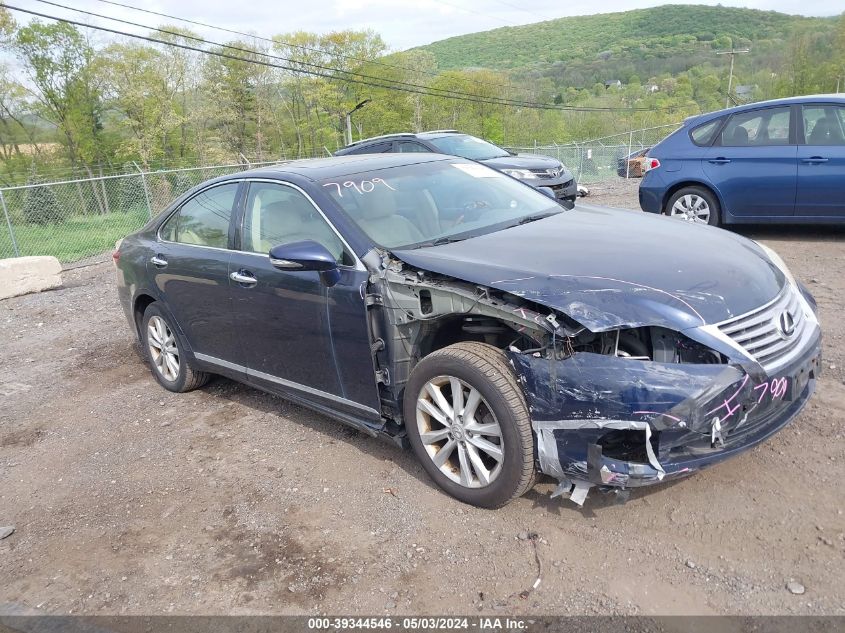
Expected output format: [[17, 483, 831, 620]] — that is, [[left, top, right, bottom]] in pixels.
[[690, 118, 722, 146], [347, 142, 393, 154], [397, 141, 431, 153], [720, 107, 792, 147], [160, 183, 238, 248], [802, 105, 845, 145]]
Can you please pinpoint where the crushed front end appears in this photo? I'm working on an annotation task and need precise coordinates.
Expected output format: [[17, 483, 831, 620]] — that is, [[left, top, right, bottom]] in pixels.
[[511, 282, 821, 506], [369, 248, 821, 508]]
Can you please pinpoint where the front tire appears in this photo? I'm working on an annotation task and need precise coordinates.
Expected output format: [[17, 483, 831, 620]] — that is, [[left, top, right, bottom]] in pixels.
[[665, 186, 720, 226], [404, 342, 535, 508], [141, 303, 210, 393]]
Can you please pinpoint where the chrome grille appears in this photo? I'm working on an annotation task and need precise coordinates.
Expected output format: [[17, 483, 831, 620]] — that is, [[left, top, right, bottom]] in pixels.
[[529, 168, 559, 179], [716, 285, 811, 372]]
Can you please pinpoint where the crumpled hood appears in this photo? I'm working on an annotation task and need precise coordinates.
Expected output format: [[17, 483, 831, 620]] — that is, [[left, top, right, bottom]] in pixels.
[[392, 204, 785, 332], [480, 153, 569, 175]]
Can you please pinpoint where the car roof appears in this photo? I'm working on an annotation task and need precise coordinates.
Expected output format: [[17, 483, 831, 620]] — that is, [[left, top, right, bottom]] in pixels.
[[415, 130, 464, 140], [218, 153, 453, 181], [687, 94, 845, 125], [338, 130, 465, 151]]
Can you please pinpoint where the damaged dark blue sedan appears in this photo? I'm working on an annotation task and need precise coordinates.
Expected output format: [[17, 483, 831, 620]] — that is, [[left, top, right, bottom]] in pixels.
[[115, 154, 821, 508]]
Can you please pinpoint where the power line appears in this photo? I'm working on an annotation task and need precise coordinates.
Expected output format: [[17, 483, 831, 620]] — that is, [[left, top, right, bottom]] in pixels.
[[88, 0, 505, 92], [6, 3, 670, 113], [31, 0, 633, 111]]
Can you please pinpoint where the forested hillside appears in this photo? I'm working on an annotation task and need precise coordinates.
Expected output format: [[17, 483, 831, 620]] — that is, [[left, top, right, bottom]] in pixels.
[[0, 3, 843, 186], [415, 5, 843, 116], [418, 5, 830, 71]]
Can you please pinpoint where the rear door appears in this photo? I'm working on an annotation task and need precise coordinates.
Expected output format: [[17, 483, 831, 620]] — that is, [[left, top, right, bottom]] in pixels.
[[796, 103, 845, 218], [150, 181, 241, 361], [703, 105, 797, 220]]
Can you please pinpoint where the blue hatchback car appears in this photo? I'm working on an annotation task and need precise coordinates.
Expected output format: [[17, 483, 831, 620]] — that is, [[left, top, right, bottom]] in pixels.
[[639, 95, 845, 226]]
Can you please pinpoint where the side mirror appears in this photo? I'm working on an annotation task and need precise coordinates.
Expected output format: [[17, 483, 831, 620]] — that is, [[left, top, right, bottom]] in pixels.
[[268, 240, 340, 286], [537, 186, 556, 200]]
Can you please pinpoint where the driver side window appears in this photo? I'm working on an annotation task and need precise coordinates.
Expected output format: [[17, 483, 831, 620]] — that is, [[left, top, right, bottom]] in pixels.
[[241, 182, 348, 264]]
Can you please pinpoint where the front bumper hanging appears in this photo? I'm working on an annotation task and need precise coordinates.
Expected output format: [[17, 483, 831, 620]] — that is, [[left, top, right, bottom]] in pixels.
[[508, 333, 821, 506]]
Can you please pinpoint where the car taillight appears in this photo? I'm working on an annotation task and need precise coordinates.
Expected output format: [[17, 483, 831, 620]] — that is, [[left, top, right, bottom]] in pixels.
[[112, 239, 122, 265], [645, 158, 661, 172]]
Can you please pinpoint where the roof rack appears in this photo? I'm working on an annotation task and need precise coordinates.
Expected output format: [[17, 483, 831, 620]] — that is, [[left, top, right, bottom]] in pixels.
[[420, 129, 460, 135], [345, 132, 416, 147]]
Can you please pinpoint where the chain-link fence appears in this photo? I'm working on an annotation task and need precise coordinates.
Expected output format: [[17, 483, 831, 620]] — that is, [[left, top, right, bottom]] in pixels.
[[0, 125, 682, 266], [0, 160, 288, 265], [507, 123, 681, 185]]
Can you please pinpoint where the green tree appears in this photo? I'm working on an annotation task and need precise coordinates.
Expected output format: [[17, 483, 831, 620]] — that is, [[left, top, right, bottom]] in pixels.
[[102, 43, 182, 167], [13, 20, 110, 204], [201, 41, 271, 158], [22, 165, 66, 225]]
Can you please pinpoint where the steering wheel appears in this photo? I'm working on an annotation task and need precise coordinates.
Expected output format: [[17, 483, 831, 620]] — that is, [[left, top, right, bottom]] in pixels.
[[453, 186, 494, 222]]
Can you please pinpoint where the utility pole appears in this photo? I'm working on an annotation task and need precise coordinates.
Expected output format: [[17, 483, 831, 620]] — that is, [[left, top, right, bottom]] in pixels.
[[345, 99, 371, 146], [716, 49, 750, 108]]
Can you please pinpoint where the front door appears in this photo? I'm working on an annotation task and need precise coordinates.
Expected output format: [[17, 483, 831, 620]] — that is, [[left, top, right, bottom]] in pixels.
[[796, 103, 845, 219], [227, 180, 380, 416], [703, 105, 797, 220], [150, 181, 240, 362]]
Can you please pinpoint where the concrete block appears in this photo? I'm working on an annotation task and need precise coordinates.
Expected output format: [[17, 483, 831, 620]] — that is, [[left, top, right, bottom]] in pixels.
[[0, 256, 62, 300]]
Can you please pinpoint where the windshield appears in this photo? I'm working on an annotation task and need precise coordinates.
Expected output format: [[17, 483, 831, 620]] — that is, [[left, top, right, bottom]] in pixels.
[[319, 159, 563, 249], [427, 134, 510, 160]]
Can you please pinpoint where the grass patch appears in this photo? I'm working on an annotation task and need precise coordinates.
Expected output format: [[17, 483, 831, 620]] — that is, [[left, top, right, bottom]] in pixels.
[[0, 209, 150, 263]]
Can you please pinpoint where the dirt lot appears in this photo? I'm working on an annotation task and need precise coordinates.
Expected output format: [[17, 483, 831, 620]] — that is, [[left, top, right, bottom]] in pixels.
[[1, 179, 844, 616]]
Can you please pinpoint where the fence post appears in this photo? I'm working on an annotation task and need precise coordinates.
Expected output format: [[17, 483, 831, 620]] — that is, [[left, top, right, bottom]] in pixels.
[[133, 161, 154, 220], [0, 189, 20, 257], [625, 130, 634, 179], [575, 143, 584, 180]]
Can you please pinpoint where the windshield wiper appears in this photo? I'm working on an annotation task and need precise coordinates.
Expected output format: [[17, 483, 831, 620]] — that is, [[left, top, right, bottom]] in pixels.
[[413, 236, 466, 249], [517, 210, 561, 225]]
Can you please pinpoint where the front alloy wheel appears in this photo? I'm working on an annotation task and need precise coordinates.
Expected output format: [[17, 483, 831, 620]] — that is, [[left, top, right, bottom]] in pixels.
[[404, 342, 535, 508], [416, 375, 504, 488]]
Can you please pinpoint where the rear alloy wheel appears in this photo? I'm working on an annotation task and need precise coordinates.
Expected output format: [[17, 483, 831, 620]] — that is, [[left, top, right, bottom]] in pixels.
[[666, 186, 720, 226], [141, 303, 210, 393], [147, 315, 180, 382], [404, 342, 535, 508]]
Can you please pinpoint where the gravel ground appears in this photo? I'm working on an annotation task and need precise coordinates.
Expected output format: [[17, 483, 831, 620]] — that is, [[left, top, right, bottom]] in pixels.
[[1, 179, 844, 616]]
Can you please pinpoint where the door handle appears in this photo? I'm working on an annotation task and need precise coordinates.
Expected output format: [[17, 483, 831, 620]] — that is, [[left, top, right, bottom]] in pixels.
[[230, 270, 258, 285], [150, 255, 168, 267], [801, 156, 829, 164], [708, 158, 731, 164]]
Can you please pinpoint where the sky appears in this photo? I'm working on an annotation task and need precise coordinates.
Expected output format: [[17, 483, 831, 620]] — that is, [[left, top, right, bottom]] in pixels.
[[6, 0, 842, 51]]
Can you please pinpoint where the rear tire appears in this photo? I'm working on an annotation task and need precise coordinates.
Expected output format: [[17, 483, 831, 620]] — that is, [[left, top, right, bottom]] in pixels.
[[141, 303, 210, 393], [404, 342, 535, 509], [665, 186, 720, 226]]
